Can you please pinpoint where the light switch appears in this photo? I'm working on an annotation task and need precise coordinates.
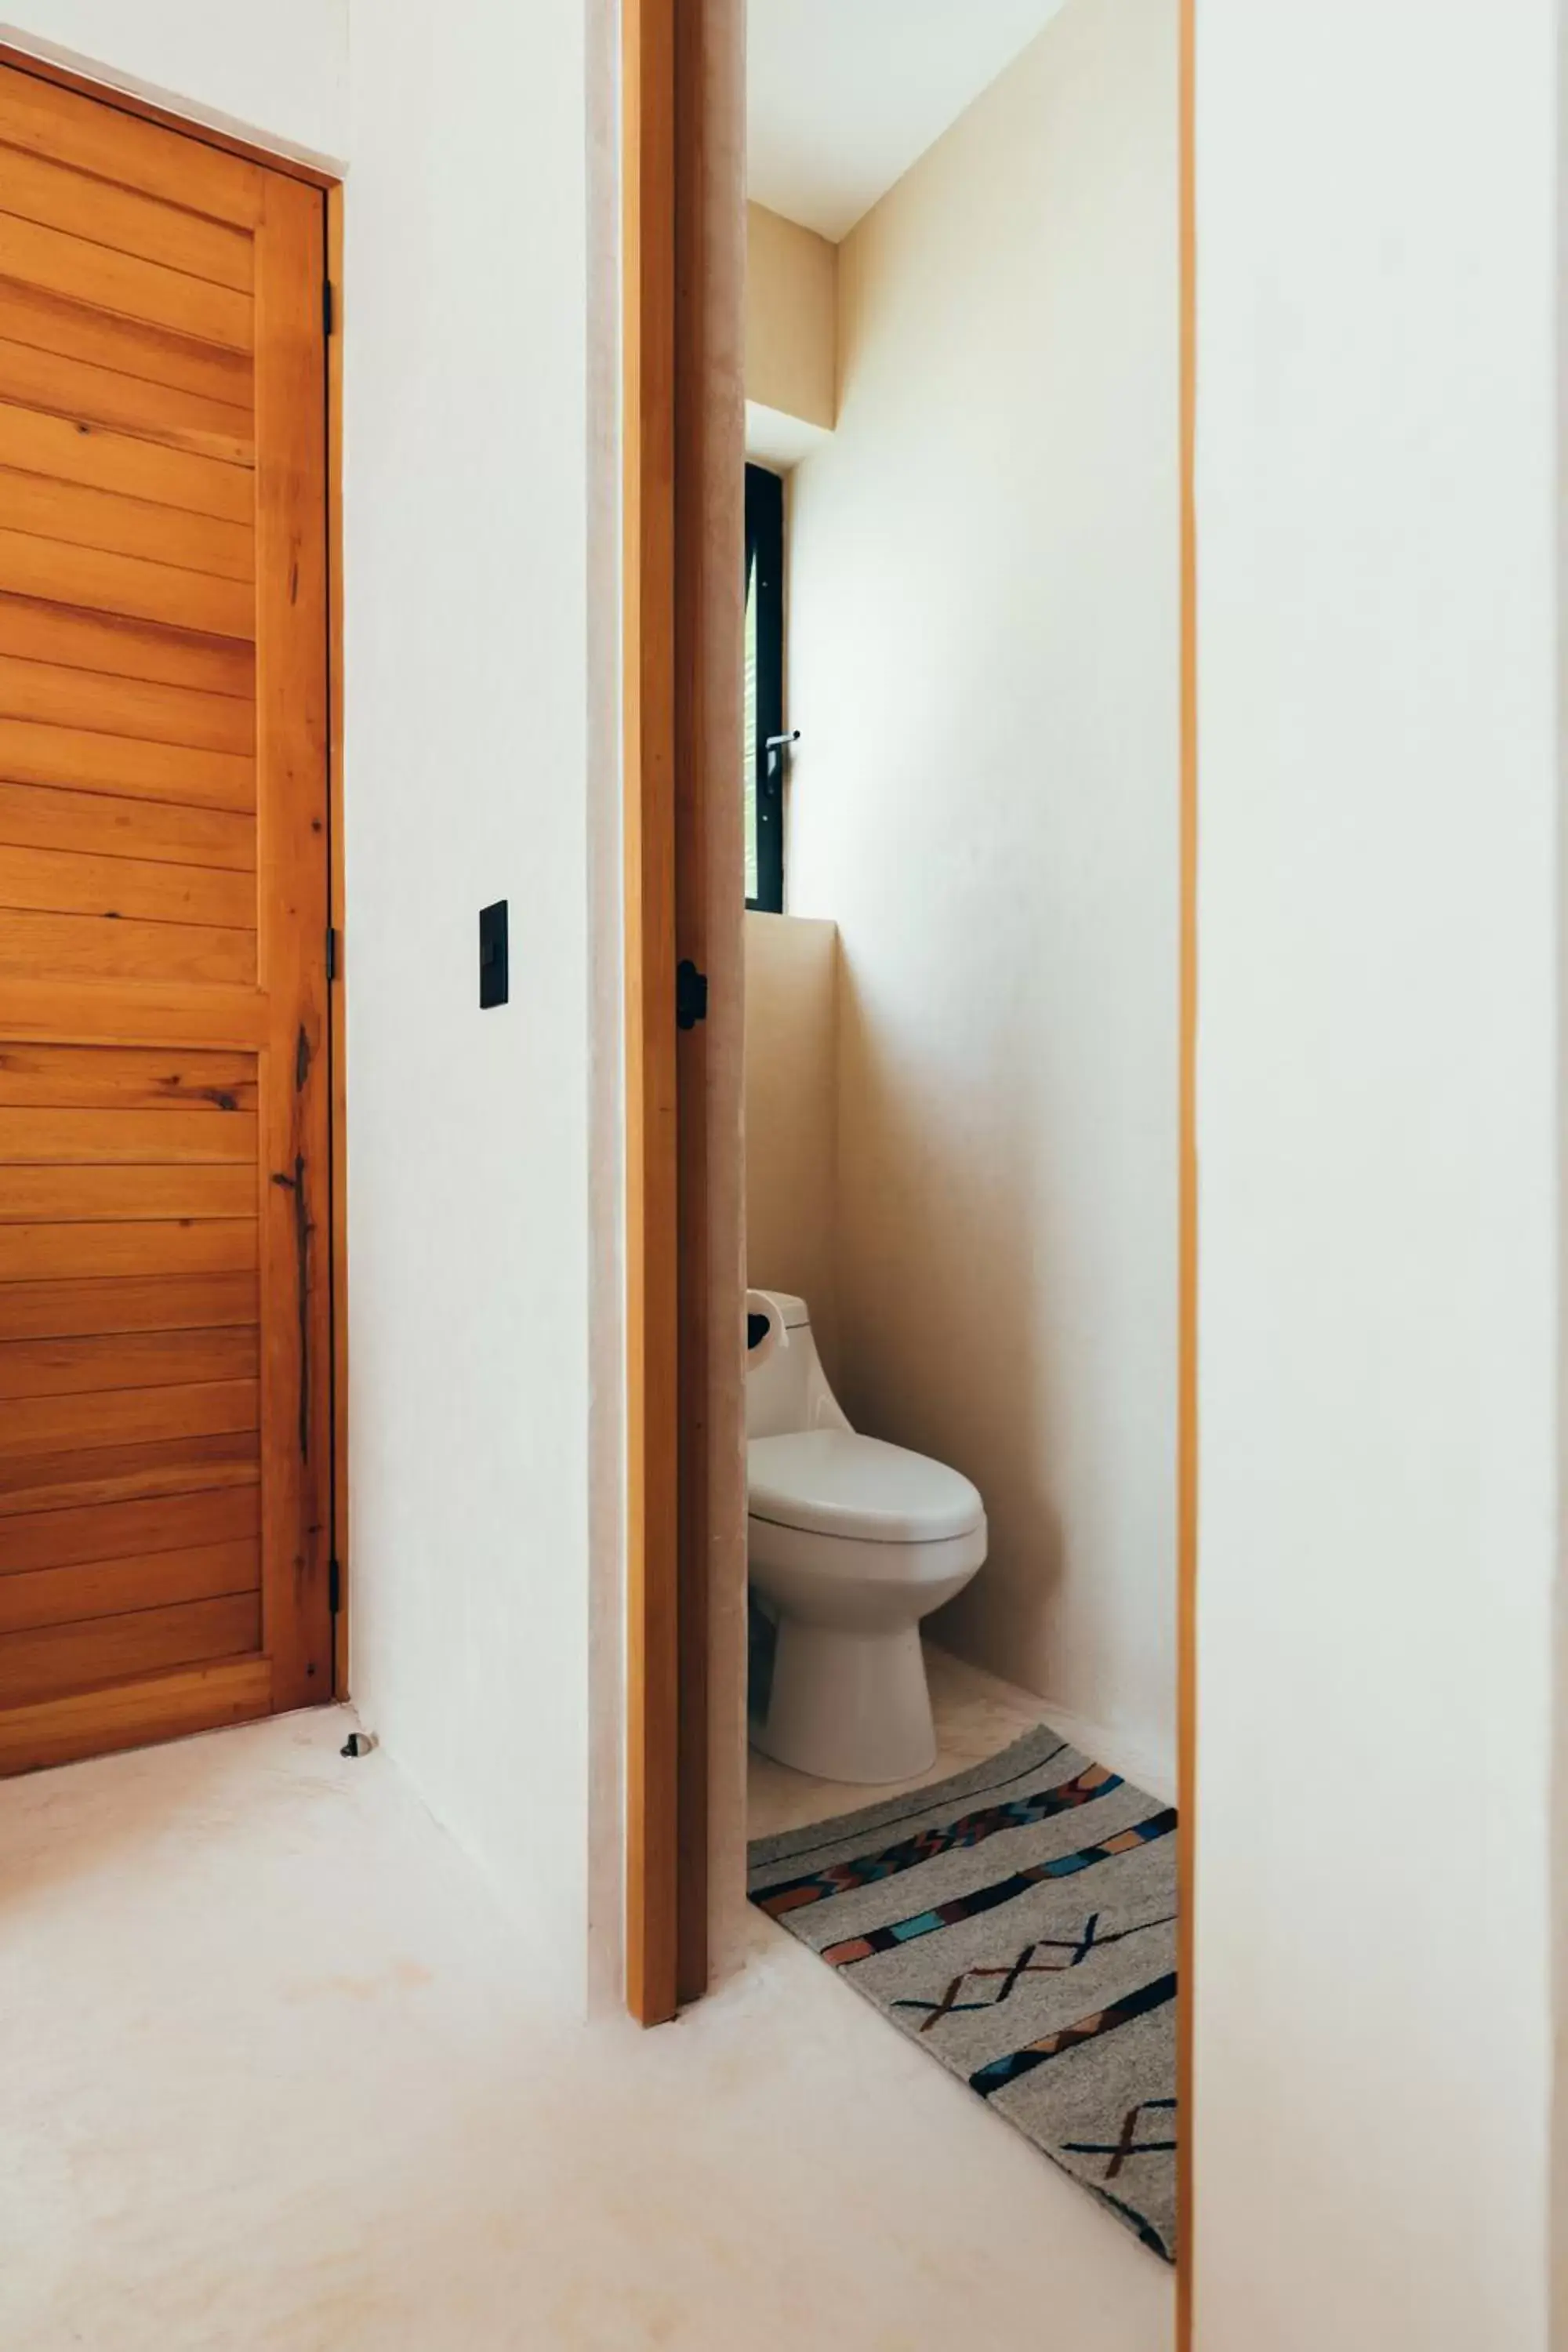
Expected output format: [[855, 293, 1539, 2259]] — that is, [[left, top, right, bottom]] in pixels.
[[479, 900, 509, 1008]]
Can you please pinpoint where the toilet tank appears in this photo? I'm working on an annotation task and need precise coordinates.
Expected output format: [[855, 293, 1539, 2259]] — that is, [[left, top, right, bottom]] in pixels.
[[745, 1292, 850, 1439]]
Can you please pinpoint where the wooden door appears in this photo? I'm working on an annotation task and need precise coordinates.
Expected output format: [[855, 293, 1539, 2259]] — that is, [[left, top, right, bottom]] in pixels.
[[0, 66, 332, 1774]]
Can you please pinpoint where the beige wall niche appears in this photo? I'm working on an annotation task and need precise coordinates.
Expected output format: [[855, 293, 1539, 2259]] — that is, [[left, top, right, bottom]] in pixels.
[[746, 201, 837, 432]]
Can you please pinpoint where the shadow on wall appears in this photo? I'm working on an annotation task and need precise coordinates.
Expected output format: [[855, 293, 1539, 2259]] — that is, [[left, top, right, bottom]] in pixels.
[[763, 0, 1182, 1780], [742, 899, 1178, 1780], [743, 912, 843, 1387], [828, 942, 1069, 1685]]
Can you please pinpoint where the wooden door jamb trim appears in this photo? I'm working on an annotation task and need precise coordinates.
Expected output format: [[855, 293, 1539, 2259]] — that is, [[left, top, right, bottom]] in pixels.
[[623, 0, 683, 2027], [325, 182, 349, 1700], [622, 0, 722, 2026]]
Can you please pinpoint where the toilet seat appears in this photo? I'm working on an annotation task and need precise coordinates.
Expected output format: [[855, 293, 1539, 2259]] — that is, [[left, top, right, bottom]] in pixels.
[[748, 1428, 983, 1546]]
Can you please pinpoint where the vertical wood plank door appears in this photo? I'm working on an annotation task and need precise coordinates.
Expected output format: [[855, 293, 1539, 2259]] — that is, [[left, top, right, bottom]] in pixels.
[[0, 67, 332, 1775]]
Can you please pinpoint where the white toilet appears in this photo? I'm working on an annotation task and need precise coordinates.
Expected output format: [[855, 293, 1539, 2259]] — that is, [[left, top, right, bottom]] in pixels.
[[746, 1289, 987, 1784]]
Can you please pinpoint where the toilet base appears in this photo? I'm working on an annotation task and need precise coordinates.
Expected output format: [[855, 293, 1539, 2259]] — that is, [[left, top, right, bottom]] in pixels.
[[752, 1617, 937, 1784]]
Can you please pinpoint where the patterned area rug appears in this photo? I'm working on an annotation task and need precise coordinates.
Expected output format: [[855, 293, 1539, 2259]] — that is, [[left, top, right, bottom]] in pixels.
[[747, 1722, 1178, 2260]]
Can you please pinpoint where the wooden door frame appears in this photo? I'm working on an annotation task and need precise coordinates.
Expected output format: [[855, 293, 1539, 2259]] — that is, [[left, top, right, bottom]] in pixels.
[[325, 183, 349, 1702], [630, 10, 1196, 2330], [0, 42, 352, 1710], [623, 0, 684, 2024], [622, 0, 740, 2025]]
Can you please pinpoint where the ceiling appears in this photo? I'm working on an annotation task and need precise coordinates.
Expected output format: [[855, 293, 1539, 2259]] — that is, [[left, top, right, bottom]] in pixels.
[[746, 0, 1069, 243]]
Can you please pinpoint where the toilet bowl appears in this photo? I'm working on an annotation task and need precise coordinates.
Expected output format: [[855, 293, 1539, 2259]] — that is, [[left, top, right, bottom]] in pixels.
[[746, 1290, 987, 1784]]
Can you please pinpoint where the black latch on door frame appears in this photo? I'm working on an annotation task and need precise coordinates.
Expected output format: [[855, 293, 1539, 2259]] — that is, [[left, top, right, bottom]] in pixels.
[[675, 960, 708, 1030]]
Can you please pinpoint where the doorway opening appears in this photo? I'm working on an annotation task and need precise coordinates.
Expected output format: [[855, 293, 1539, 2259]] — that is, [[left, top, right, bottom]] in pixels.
[[625, 0, 1196, 2322]]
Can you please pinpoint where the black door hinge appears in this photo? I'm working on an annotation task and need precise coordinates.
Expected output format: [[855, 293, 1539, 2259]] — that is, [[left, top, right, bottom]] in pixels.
[[675, 959, 708, 1029], [325, 925, 339, 982], [324, 279, 336, 336], [328, 1557, 342, 1614]]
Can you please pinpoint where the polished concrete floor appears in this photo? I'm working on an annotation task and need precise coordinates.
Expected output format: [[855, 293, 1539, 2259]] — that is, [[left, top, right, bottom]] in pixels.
[[0, 1702, 1173, 2351]]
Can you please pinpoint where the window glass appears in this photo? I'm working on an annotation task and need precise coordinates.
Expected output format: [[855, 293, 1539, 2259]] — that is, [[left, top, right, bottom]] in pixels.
[[743, 561, 759, 903], [744, 464, 785, 911]]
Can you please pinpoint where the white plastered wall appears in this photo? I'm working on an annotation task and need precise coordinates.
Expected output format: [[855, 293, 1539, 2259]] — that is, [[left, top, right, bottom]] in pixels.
[[0, 3, 347, 164], [782, 0, 1180, 1792], [9, 9, 1568, 2333], [1193, 2, 1562, 2344], [0, 0, 619, 2010], [340, 0, 615, 2005]]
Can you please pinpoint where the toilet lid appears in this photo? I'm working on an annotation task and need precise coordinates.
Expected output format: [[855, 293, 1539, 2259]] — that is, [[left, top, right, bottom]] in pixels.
[[747, 1429, 984, 1544]]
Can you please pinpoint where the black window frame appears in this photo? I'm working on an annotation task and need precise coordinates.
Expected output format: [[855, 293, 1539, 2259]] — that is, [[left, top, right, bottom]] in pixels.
[[744, 462, 786, 913]]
